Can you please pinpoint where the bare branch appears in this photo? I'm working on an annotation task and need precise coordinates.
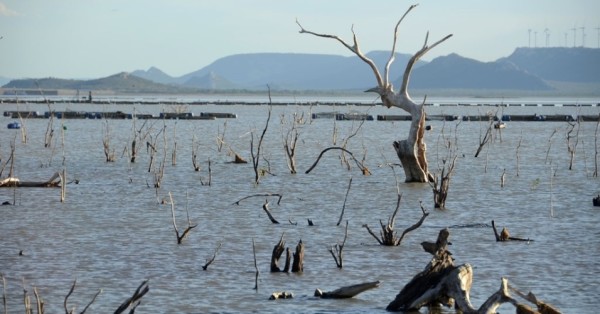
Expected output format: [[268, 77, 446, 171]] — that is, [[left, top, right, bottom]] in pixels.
[[305, 147, 368, 174], [337, 177, 353, 226], [400, 32, 453, 96], [385, 4, 418, 87], [396, 201, 429, 244], [202, 242, 223, 271], [232, 193, 283, 205], [297, 19, 384, 89], [262, 200, 280, 224], [114, 280, 149, 314]]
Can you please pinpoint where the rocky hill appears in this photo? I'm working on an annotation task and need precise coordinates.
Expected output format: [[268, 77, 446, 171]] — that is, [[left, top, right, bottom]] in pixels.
[[4, 47, 599, 95]]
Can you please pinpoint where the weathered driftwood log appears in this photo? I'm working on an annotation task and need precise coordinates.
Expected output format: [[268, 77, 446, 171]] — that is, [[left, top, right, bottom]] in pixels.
[[387, 228, 556, 313], [0, 172, 62, 188], [492, 220, 533, 242], [314, 281, 380, 299]]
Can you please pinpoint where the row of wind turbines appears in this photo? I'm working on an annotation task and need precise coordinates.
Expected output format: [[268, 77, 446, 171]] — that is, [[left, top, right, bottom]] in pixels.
[[528, 25, 600, 48]]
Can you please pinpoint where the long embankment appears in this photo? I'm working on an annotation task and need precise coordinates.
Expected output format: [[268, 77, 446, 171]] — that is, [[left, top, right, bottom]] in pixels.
[[1, 98, 599, 122]]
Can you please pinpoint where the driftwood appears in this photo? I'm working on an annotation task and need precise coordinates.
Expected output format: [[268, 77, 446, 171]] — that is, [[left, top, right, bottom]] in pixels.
[[305, 147, 369, 174], [386, 228, 557, 313], [202, 242, 222, 270], [314, 281, 380, 299], [232, 193, 283, 205], [362, 194, 429, 246], [269, 291, 293, 300], [492, 220, 533, 242], [0, 172, 62, 188], [262, 200, 280, 224]]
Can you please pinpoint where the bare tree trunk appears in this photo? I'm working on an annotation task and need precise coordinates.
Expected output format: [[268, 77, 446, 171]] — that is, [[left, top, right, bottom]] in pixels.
[[297, 5, 451, 182]]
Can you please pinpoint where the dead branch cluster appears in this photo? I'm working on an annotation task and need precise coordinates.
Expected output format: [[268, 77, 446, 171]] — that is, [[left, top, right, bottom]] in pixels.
[[270, 233, 304, 273], [362, 194, 429, 246]]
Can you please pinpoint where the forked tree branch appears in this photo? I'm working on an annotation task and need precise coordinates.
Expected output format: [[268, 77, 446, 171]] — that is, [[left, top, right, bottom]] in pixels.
[[296, 19, 384, 89], [385, 4, 418, 88]]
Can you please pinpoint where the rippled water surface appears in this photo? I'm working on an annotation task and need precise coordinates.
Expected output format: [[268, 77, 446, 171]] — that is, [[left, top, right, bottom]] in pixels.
[[1, 96, 599, 313]]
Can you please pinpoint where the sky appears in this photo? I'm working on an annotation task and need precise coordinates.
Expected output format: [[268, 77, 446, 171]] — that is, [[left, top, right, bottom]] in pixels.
[[1, 0, 599, 79]]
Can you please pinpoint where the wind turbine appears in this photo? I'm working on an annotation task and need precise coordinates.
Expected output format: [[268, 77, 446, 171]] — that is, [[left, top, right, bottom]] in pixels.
[[534, 31, 538, 47], [571, 25, 577, 47], [544, 28, 550, 47], [528, 29, 532, 47], [580, 26, 586, 47]]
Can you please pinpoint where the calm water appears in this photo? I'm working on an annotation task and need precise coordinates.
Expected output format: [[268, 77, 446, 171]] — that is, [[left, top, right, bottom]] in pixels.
[[1, 96, 599, 313]]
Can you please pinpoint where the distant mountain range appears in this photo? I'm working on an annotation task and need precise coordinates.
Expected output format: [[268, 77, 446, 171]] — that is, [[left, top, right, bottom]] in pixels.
[[3, 47, 599, 95]]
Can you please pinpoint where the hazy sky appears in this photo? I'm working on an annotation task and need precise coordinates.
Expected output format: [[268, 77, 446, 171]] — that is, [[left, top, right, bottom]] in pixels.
[[1, 0, 598, 79]]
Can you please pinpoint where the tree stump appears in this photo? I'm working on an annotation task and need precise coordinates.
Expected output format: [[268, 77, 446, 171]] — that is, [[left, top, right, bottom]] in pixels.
[[291, 240, 304, 273]]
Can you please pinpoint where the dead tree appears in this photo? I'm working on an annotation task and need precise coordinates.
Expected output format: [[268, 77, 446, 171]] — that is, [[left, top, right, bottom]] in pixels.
[[329, 221, 348, 268], [270, 234, 303, 273], [297, 5, 451, 182], [63, 279, 102, 314], [280, 111, 305, 174], [270, 233, 288, 272], [566, 119, 581, 170], [191, 135, 201, 171], [114, 280, 149, 314], [474, 115, 495, 158], [337, 177, 352, 226], [386, 228, 556, 313], [250, 104, 272, 185], [102, 119, 116, 162], [252, 238, 259, 290], [202, 242, 222, 270], [291, 240, 304, 273], [594, 115, 600, 177], [362, 193, 429, 246], [168, 192, 197, 244], [430, 140, 458, 209]]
